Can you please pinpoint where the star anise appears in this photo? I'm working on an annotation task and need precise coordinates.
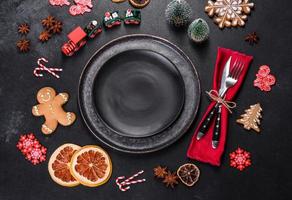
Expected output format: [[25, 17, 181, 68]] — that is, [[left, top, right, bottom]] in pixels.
[[245, 32, 259, 45], [16, 39, 30, 52], [163, 171, 178, 188], [39, 31, 51, 42], [154, 166, 167, 178], [42, 15, 56, 29], [49, 20, 62, 34], [18, 23, 30, 35]]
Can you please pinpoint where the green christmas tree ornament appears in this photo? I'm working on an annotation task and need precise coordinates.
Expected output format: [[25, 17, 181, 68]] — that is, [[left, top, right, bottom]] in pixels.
[[165, 0, 192, 27], [188, 18, 210, 43]]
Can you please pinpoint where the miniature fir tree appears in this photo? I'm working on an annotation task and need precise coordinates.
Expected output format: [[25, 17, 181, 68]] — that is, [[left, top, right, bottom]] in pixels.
[[188, 18, 210, 43], [165, 0, 192, 27]]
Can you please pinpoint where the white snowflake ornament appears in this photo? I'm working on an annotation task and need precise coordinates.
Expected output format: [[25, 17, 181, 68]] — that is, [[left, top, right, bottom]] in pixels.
[[205, 0, 254, 29]]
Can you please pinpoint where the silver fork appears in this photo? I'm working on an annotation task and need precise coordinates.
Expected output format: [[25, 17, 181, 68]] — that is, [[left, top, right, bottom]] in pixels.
[[196, 60, 245, 145]]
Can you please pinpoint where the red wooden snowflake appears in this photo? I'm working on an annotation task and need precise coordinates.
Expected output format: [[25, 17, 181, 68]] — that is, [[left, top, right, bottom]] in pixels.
[[16, 133, 47, 165], [229, 147, 251, 171]]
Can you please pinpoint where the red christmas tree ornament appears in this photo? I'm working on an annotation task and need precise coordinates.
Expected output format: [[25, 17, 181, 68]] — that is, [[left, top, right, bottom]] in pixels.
[[16, 133, 47, 165], [229, 147, 251, 171], [254, 65, 276, 92]]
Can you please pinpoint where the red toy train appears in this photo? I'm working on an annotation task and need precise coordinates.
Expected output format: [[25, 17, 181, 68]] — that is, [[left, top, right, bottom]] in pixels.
[[62, 20, 102, 56], [62, 9, 141, 56]]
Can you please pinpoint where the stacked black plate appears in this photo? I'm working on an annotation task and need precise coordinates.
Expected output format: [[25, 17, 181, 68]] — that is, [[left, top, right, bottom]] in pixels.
[[78, 34, 200, 153]]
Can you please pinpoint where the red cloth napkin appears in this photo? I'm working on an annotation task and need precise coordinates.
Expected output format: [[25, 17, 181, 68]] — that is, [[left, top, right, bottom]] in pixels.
[[187, 47, 253, 166]]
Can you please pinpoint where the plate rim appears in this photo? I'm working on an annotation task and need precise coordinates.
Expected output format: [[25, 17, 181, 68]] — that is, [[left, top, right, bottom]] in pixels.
[[78, 34, 201, 153]]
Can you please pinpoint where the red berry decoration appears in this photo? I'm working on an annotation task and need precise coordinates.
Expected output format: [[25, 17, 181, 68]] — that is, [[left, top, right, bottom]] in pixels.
[[16, 133, 47, 165], [254, 65, 276, 92], [229, 147, 251, 171]]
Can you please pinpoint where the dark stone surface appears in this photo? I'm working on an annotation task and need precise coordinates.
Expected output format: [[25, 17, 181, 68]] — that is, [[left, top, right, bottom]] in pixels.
[[0, 0, 291, 200]]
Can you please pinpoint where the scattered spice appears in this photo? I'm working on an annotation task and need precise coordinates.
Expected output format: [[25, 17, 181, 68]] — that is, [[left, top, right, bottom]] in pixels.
[[39, 31, 51, 42], [41, 15, 56, 29], [16, 39, 30, 52], [18, 23, 30, 35], [153, 166, 167, 178], [49, 20, 62, 34], [245, 32, 259, 45], [163, 171, 178, 188], [39, 16, 63, 43]]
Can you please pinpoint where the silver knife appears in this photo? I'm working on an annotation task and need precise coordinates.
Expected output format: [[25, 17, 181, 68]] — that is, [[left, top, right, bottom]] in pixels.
[[211, 57, 232, 148], [196, 57, 232, 140], [218, 57, 231, 96]]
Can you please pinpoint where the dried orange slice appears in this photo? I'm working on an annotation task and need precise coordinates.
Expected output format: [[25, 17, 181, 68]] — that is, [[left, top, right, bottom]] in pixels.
[[70, 145, 112, 187], [177, 163, 200, 187], [48, 143, 81, 187]]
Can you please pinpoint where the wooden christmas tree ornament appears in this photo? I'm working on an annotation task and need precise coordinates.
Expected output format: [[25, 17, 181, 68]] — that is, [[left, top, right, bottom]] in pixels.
[[236, 103, 262, 133]]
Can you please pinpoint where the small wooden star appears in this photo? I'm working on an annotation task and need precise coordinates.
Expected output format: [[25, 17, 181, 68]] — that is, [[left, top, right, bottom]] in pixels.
[[16, 39, 30, 52], [163, 171, 178, 188], [245, 32, 259, 45], [153, 166, 167, 178], [18, 23, 30, 35]]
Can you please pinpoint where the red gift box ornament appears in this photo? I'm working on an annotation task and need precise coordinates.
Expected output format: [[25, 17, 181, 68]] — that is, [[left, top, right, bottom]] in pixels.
[[16, 133, 47, 165], [254, 65, 276, 92], [187, 48, 253, 166]]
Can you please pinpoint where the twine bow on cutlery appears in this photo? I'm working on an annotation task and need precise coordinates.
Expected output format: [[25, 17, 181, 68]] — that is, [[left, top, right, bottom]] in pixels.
[[206, 90, 237, 113], [33, 57, 63, 79]]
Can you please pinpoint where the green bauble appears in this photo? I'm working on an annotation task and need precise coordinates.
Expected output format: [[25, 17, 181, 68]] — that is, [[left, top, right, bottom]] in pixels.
[[188, 18, 210, 43], [165, 0, 192, 27]]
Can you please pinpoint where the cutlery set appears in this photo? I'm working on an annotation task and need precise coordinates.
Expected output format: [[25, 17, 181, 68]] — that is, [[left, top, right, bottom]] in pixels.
[[197, 57, 244, 149]]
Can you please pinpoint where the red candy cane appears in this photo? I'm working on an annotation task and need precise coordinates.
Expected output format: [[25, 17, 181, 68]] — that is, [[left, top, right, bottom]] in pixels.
[[34, 58, 63, 79], [116, 170, 146, 192]]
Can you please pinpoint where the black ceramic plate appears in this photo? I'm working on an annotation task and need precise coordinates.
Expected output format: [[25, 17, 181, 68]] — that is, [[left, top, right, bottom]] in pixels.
[[94, 49, 185, 137], [78, 34, 200, 153]]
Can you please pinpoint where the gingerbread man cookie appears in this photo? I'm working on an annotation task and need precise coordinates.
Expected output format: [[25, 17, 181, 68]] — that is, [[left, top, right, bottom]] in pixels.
[[32, 87, 76, 134]]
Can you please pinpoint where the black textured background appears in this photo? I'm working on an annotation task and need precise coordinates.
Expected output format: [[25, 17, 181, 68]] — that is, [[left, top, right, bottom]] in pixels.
[[0, 0, 292, 200]]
